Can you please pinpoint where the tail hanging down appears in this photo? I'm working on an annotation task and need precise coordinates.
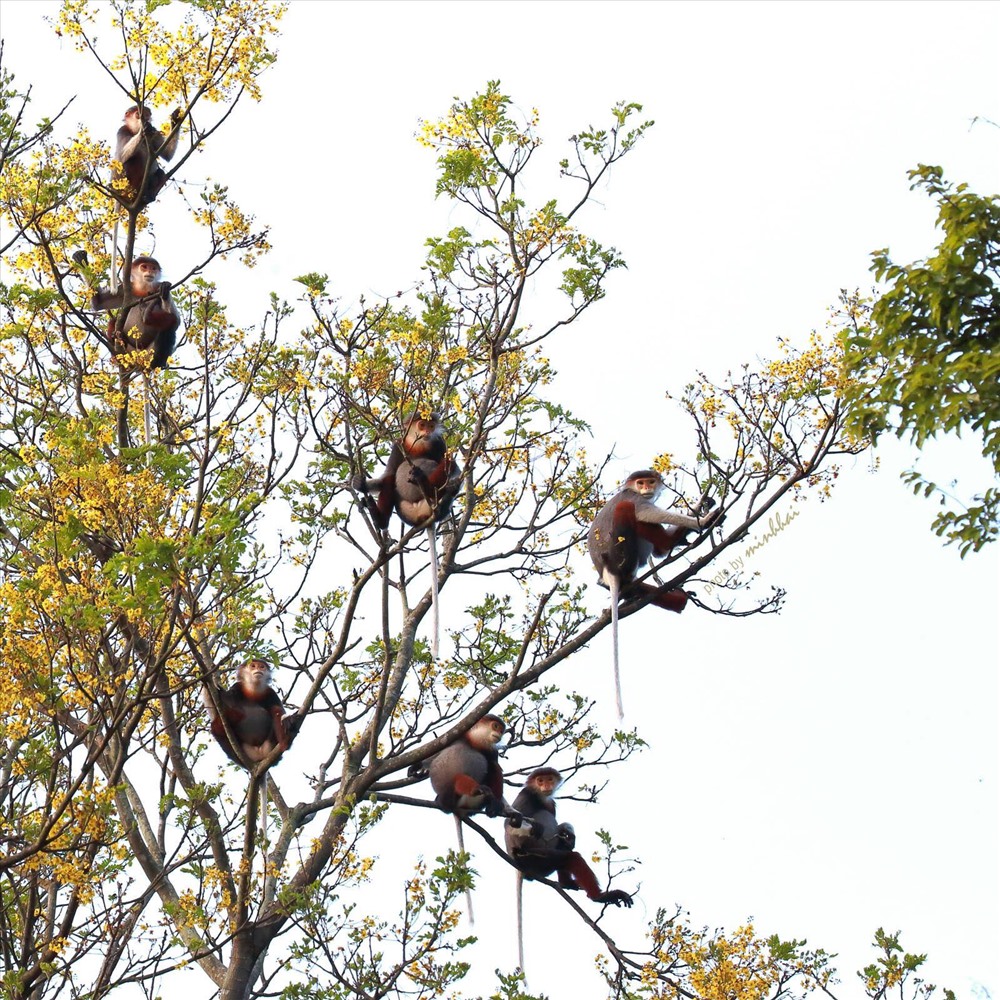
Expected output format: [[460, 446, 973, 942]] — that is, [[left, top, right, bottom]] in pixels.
[[515, 870, 526, 974], [453, 814, 474, 925], [428, 525, 441, 660], [609, 572, 624, 720]]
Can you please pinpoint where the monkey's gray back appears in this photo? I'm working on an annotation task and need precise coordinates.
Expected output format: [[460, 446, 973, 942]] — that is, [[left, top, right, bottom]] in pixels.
[[587, 487, 655, 570], [428, 741, 488, 795]]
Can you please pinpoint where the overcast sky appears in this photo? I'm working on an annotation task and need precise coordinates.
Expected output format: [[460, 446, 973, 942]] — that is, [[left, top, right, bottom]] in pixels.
[[2, 2, 998, 998]]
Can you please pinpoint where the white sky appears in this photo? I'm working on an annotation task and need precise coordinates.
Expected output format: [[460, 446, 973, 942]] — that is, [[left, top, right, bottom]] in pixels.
[[2, 2, 998, 998]]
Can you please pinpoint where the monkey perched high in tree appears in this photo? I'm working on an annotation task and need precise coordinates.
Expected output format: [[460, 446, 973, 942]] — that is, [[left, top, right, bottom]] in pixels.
[[588, 470, 720, 717], [421, 714, 506, 924], [202, 659, 302, 768], [114, 105, 182, 211], [504, 768, 633, 972], [354, 410, 462, 658], [91, 256, 180, 369]]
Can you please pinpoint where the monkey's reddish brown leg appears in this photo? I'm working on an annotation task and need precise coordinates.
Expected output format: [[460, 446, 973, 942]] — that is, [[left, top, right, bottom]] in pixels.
[[373, 480, 395, 527], [211, 716, 239, 761], [559, 853, 604, 899], [634, 520, 687, 556], [146, 169, 167, 205], [145, 305, 175, 327], [650, 587, 689, 613], [418, 454, 451, 489], [607, 501, 640, 579]]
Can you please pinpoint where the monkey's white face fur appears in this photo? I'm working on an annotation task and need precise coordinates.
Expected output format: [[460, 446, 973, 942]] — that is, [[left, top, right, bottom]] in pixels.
[[133, 261, 161, 290], [240, 659, 272, 695], [629, 476, 661, 498], [469, 717, 504, 749]]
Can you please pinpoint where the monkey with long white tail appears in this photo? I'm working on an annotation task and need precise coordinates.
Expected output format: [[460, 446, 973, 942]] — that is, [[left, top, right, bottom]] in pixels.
[[202, 658, 303, 849], [353, 410, 462, 659], [504, 768, 633, 973], [588, 470, 720, 718], [425, 714, 506, 924]]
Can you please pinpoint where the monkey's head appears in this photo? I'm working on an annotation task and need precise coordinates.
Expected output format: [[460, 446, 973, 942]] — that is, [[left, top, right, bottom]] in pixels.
[[625, 470, 663, 498], [467, 714, 505, 750], [526, 767, 562, 798], [130, 256, 162, 293], [401, 409, 444, 456], [124, 105, 152, 131], [238, 658, 273, 696]]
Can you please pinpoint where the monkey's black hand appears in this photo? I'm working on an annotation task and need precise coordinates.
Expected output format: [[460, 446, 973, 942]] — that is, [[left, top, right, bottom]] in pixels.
[[158, 280, 172, 296], [407, 467, 429, 488], [594, 889, 633, 908], [170, 108, 183, 124], [72, 250, 89, 266], [698, 503, 724, 530], [555, 827, 575, 850]]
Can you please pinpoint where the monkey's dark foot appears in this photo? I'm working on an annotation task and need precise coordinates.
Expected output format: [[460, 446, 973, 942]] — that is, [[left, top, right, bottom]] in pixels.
[[593, 889, 634, 908], [555, 829, 575, 851], [481, 790, 503, 818], [407, 761, 429, 781]]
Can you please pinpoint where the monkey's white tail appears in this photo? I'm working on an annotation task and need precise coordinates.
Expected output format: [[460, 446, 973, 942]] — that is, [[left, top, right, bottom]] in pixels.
[[110, 212, 122, 293], [610, 574, 624, 720], [428, 525, 440, 660], [516, 871, 526, 973], [260, 782, 269, 851], [454, 815, 474, 925]]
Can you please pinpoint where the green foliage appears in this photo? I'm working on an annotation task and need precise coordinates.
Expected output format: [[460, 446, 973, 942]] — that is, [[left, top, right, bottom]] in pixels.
[[0, 7, 958, 999], [858, 928, 954, 1000], [842, 165, 1000, 554]]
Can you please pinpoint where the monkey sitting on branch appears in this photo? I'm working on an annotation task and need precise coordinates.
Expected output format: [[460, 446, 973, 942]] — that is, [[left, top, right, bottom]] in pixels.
[[416, 714, 506, 923], [588, 469, 720, 718], [114, 104, 183, 211], [90, 255, 180, 370], [202, 659, 302, 769], [504, 767, 633, 972], [353, 409, 462, 659]]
